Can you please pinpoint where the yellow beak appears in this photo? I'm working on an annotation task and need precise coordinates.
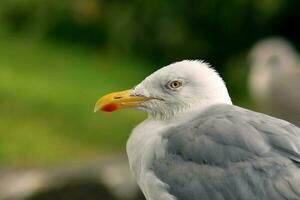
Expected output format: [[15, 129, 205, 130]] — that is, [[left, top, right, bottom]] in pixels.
[[94, 89, 150, 112]]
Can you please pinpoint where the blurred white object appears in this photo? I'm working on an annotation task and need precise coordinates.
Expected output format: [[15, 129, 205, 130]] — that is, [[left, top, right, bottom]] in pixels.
[[249, 37, 300, 125]]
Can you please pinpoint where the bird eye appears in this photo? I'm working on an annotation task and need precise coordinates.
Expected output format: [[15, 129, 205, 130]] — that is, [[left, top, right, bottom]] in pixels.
[[167, 80, 183, 90]]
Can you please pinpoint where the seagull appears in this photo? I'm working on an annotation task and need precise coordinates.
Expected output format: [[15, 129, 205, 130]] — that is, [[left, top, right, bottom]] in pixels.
[[95, 60, 300, 200], [248, 37, 300, 126]]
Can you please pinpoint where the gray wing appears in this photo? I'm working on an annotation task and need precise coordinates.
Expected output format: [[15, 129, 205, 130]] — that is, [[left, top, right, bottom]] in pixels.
[[153, 104, 300, 200]]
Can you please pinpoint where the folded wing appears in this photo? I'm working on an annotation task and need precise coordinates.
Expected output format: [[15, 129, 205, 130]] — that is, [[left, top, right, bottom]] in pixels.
[[153, 104, 300, 200]]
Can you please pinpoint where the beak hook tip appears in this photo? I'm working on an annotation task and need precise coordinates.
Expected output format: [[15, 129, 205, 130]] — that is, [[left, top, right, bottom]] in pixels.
[[94, 105, 100, 113]]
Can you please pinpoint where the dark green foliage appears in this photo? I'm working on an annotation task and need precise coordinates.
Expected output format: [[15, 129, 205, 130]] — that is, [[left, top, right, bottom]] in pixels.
[[0, 0, 299, 67]]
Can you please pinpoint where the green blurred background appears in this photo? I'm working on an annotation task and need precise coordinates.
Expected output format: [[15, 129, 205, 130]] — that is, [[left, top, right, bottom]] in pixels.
[[0, 0, 299, 166]]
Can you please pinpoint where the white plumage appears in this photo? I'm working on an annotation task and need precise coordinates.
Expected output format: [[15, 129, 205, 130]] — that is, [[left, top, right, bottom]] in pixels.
[[127, 61, 233, 200]]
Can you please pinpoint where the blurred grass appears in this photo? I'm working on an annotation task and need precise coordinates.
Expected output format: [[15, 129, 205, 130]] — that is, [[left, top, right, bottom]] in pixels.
[[0, 32, 252, 166], [0, 33, 153, 165]]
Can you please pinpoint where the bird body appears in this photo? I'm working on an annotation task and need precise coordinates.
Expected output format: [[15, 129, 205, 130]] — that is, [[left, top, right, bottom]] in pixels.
[[249, 38, 300, 126], [127, 104, 300, 200], [95, 60, 300, 200]]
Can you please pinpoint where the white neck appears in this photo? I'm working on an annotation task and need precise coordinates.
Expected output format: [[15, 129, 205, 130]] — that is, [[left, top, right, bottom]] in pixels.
[[126, 101, 232, 200]]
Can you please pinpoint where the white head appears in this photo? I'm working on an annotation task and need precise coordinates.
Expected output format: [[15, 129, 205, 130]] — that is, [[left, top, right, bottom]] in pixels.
[[95, 60, 232, 120], [249, 37, 299, 74]]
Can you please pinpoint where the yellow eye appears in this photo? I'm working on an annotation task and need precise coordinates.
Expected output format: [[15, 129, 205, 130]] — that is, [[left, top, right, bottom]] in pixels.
[[168, 80, 182, 90]]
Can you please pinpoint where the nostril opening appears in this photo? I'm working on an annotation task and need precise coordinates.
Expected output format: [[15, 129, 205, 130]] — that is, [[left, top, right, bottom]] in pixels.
[[114, 96, 122, 99]]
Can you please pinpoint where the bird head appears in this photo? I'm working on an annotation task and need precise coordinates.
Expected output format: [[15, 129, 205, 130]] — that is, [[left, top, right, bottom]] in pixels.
[[249, 37, 299, 74], [94, 60, 232, 120]]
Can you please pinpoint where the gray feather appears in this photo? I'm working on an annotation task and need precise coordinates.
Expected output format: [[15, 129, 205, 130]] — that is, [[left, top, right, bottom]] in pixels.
[[153, 104, 300, 200]]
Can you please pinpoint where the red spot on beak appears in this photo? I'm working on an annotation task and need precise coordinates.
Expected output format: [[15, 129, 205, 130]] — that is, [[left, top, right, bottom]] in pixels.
[[101, 103, 119, 112]]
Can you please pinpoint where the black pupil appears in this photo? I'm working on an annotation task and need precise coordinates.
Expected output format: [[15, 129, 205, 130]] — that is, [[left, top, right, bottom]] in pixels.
[[172, 82, 178, 87]]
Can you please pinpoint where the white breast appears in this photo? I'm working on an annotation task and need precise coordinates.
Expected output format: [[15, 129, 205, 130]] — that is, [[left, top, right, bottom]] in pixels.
[[126, 119, 177, 200]]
